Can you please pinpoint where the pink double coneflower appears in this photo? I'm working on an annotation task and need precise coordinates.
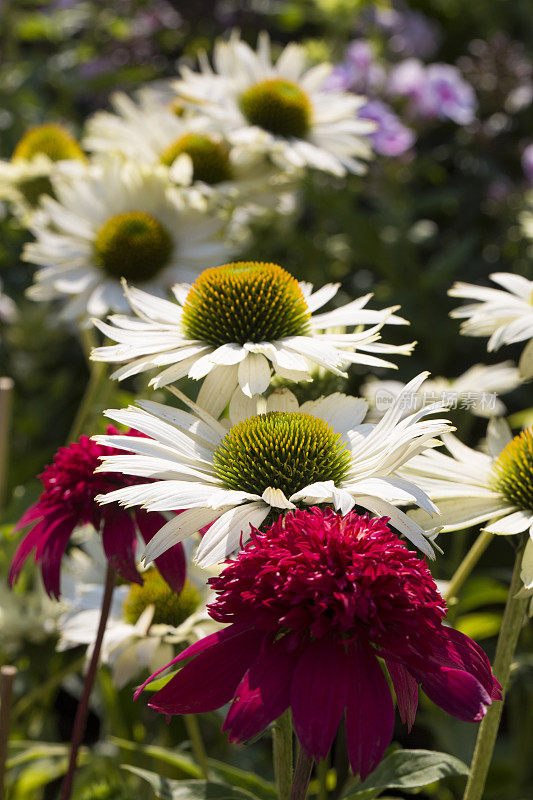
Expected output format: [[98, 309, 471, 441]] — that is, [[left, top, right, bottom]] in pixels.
[[9, 427, 185, 598], [138, 508, 501, 780]]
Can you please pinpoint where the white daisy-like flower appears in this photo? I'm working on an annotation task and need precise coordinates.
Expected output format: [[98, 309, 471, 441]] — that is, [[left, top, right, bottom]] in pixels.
[[91, 261, 414, 418], [403, 419, 533, 592], [0, 123, 86, 221], [449, 273, 533, 380], [23, 156, 235, 322], [362, 362, 521, 421], [84, 91, 300, 208], [93, 374, 452, 568], [58, 540, 218, 689], [173, 31, 375, 177]]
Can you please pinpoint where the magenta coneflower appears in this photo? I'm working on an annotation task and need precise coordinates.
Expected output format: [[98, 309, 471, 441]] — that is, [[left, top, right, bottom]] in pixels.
[[137, 508, 501, 780], [9, 427, 185, 599]]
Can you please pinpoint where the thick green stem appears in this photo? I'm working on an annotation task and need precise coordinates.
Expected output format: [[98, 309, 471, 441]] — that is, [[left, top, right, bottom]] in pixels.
[[444, 531, 494, 604], [462, 546, 528, 800], [290, 748, 314, 800], [316, 758, 329, 800], [184, 714, 209, 779], [273, 710, 293, 800]]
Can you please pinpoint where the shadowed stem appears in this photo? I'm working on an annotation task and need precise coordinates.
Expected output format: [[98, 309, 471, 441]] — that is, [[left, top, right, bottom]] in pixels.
[[290, 748, 314, 800], [67, 326, 108, 443], [0, 378, 14, 513], [317, 758, 329, 800], [60, 564, 115, 800], [444, 531, 494, 604], [273, 710, 293, 800], [184, 715, 209, 779], [462, 545, 528, 800], [0, 665, 17, 800]]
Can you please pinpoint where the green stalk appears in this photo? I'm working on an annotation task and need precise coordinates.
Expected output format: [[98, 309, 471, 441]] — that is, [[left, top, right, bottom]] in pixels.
[[444, 531, 494, 604], [462, 545, 528, 800], [273, 710, 293, 800], [184, 714, 209, 779], [316, 758, 329, 800]]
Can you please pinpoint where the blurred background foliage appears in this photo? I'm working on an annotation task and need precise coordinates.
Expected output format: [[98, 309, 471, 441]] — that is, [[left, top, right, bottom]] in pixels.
[[1, 2, 532, 799]]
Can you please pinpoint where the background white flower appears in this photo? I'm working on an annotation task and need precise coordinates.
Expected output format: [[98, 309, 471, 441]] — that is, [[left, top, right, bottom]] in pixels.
[[58, 538, 218, 689], [173, 31, 375, 177], [91, 263, 414, 418], [449, 272, 533, 380], [94, 374, 452, 567], [362, 362, 521, 420], [23, 157, 235, 322]]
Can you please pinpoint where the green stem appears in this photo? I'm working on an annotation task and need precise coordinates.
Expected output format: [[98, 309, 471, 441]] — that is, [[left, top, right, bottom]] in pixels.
[[273, 710, 293, 800], [290, 748, 314, 800], [462, 545, 528, 800], [444, 531, 494, 604], [67, 359, 108, 443], [184, 715, 209, 780], [316, 758, 329, 800]]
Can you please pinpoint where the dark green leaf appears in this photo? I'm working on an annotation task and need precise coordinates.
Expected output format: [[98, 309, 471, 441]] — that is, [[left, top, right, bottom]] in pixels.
[[124, 766, 261, 800]]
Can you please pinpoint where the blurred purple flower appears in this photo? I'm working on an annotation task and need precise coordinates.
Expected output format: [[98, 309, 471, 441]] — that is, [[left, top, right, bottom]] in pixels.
[[389, 60, 476, 125], [325, 40, 385, 94], [418, 64, 477, 124], [522, 144, 533, 184], [366, 5, 440, 59], [359, 99, 416, 156]]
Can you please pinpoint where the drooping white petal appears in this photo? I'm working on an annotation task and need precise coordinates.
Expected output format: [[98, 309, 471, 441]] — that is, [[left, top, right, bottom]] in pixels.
[[143, 507, 226, 563], [262, 487, 296, 509], [194, 502, 270, 567], [196, 364, 239, 419], [238, 352, 271, 397], [483, 510, 532, 535]]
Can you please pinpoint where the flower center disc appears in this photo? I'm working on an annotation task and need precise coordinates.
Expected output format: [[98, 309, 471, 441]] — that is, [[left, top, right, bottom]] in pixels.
[[181, 261, 311, 346], [239, 78, 311, 139], [160, 133, 232, 184], [12, 124, 85, 162], [94, 211, 173, 282], [123, 571, 201, 627], [213, 411, 352, 497], [492, 428, 533, 511]]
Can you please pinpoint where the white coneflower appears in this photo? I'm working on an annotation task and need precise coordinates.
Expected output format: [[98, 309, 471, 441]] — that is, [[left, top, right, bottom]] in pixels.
[[94, 375, 452, 567], [0, 123, 86, 220], [404, 419, 533, 592], [173, 31, 375, 177], [84, 91, 299, 208], [58, 540, 218, 689], [449, 273, 533, 380], [91, 261, 414, 417], [24, 156, 235, 322]]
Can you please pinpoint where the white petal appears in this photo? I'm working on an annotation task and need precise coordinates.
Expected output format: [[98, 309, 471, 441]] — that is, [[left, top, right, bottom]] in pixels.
[[266, 387, 299, 413], [483, 510, 532, 534], [487, 418, 513, 458], [238, 352, 271, 397], [262, 487, 296, 509], [196, 364, 239, 419], [194, 502, 270, 567], [143, 507, 224, 563], [228, 387, 258, 426], [519, 338, 533, 381], [301, 393, 368, 439]]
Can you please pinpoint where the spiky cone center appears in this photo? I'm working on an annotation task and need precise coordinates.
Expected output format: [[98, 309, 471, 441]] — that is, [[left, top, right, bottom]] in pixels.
[[94, 211, 173, 282], [492, 427, 533, 511], [12, 124, 85, 163], [123, 570, 201, 627], [213, 411, 352, 497], [160, 133, 232, 184], [239, 78, 312, 139], [181, 261, 311, 346]]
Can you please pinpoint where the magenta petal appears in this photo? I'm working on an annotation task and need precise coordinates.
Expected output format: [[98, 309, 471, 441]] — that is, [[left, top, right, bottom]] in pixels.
[[134, 623, 255, 699], [224, 635, 300, 743], [38, 517, 77, 598], [9, 512, 74, 597], [416, 665, 492, 722], [136, 510, 186, 593], [291, 635, 349, 761], [148, 627, 265, 715], [102, 511, 141, 584], [385, 659, 418, 732], [13, 501, 45, 531], [345, 641, 394, 780], [9, 519, 50, 587], [439, 627, 502, 701]]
